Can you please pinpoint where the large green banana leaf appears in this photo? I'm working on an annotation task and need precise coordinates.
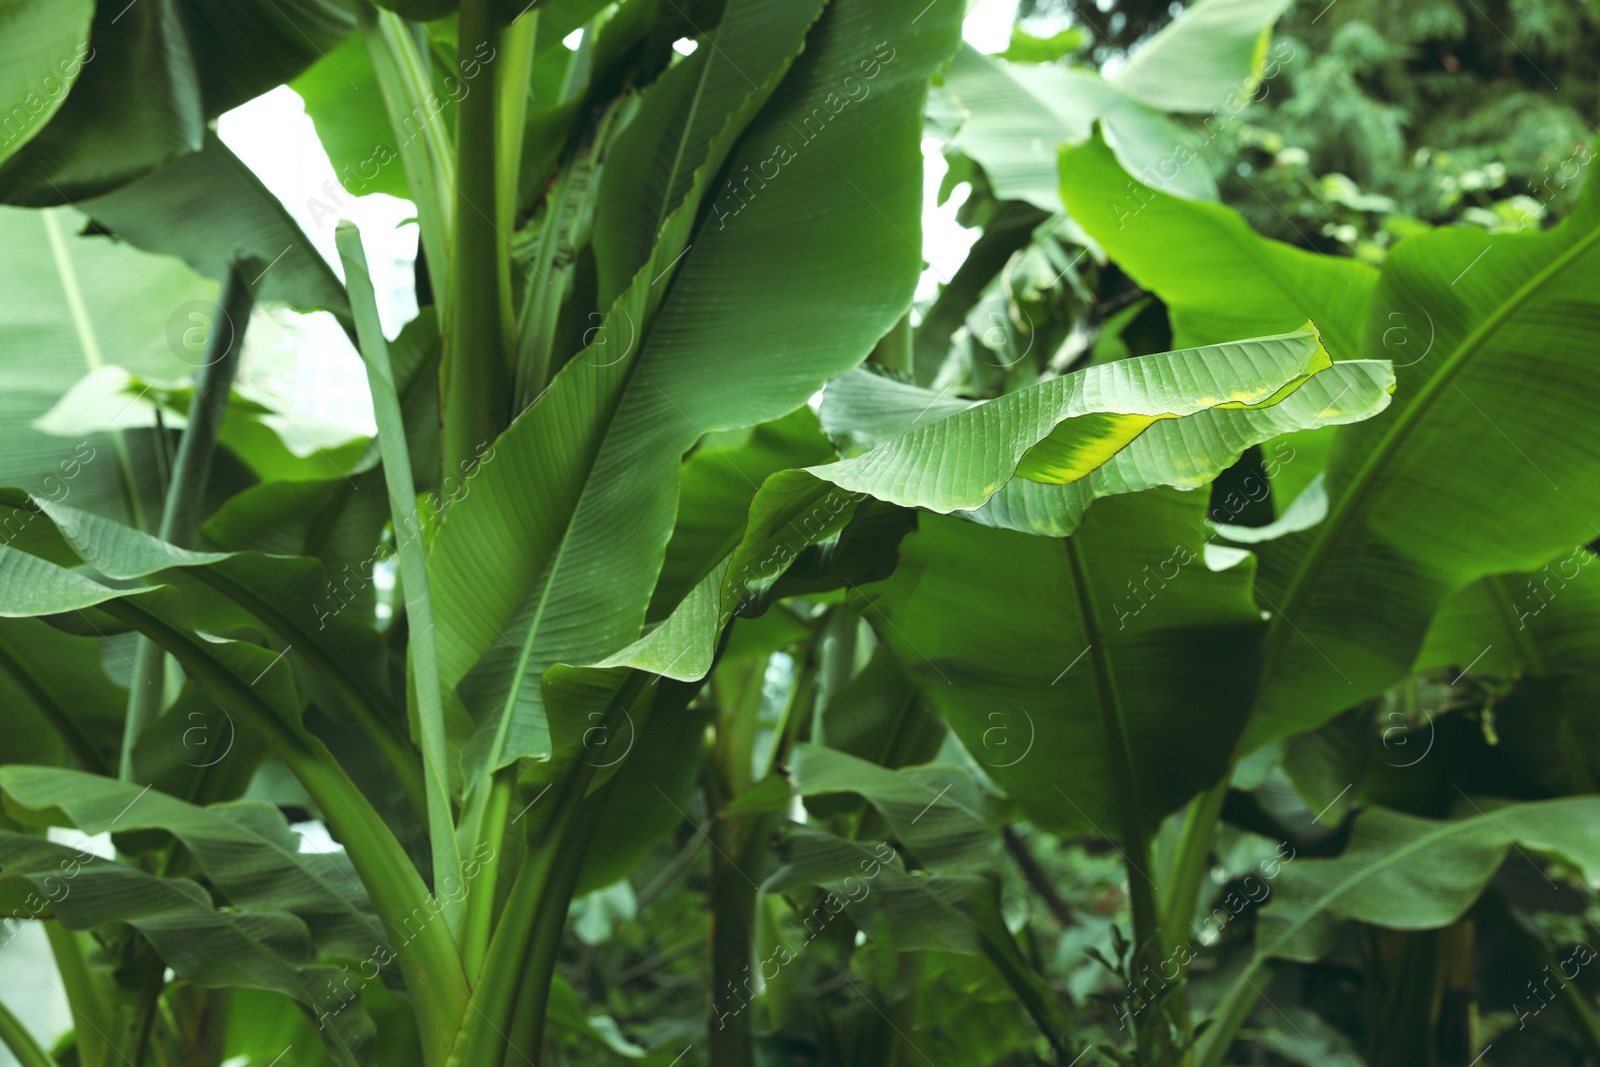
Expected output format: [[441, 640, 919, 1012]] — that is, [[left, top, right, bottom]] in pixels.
[[865, 490, 1265, 839], [532, 329, 1393, 743], [1241, 147, 1600, 752], [1057, 132, 1377, 353], [0, 0, 200, 205], [0, 1, 94, 169], [0, 832, 376, 1065], [1198, 797, 1600, 1066], [0, 540, 469, 1047], [798, 327, 1391, 537], [427, 0, 966, 787], [1109, 0, 1292, 114], [0, 0, 352, 205], [942, 45, 1215, 209], [591, 0, 826, 306], [0, 767, 385, 960], [31, 498, 400, 761]]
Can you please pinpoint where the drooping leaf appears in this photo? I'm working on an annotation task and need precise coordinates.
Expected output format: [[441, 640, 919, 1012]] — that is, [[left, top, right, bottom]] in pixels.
[[1241, 145, 1600, 752], [867, 490, 1265, 839], [788, 743, 997, 871], [81, 132, 351, 324], [1056, 131, 1378, 353], [1199, 797, 1600, 1065], [0, 0, 94, 168], [0, 831, 375, 1065], [798, 327, 1391, 537], [1110, 0, 1293, 114], [941, 44, 1215, 211], [0, 767, 385, 960], [430, 0, 967, 788], [30, 497, 401, 770]]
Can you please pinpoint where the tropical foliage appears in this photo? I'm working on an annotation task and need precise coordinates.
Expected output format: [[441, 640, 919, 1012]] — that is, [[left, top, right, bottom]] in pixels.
[[0, 0, 1595, 1065]]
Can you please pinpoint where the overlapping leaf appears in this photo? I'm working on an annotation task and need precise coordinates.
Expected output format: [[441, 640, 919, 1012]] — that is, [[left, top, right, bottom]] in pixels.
[[800, 326, 1391, 537], [0, 0, 351, 204], [866, 490, 1265, 839], [0, 0, 94, 168], [1109, 0, 1292, 113], [429, 0, 966, 787], [942, 44, 1215, 208], [1057, 131, 1377, 353], [1198, 797, 1600, 1065], [0, 832, 375, 1065], [82, 132, 350, 323], [1241, 143, 1600, 752], [0, 767, 385, 960]]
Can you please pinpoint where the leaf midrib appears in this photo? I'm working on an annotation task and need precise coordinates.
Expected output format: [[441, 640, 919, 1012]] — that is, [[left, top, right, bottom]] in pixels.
[[1255, 221, 1600, 716]]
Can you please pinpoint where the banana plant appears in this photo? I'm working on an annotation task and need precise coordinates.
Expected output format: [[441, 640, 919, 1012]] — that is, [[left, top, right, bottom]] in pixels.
[[0, 1, 1389, 1065], [844, 115, 1600, 1062], [0, 1, 1589, 1065]]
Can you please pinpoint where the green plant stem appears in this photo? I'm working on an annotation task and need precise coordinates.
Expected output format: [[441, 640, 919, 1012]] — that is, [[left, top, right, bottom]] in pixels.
[[1062, 541, 1161, 947], [496, 10, 537, 241], [1001, 826, 1074, 929], [707, 810, 763, 1067], [120, 265, 254, 782], [0, 995, 52, 1067], [444, 0, 510, 475], [511, 101, 621, 406], [458, 766, 515, 978], [503, 788, 609, 1064], [1158, 778, 1229, 1046], [1160, 778, 1228, 960], [356, 2, 453, 307], [44, 921, 112, 1067], [452, 675, 648, 1065], [867, 312, 913, 376], [100, 599, 470, 1067], [452, 782, 589, 1066], [1193, 958, 1273, 1067], [338, 222, 466, 941]]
